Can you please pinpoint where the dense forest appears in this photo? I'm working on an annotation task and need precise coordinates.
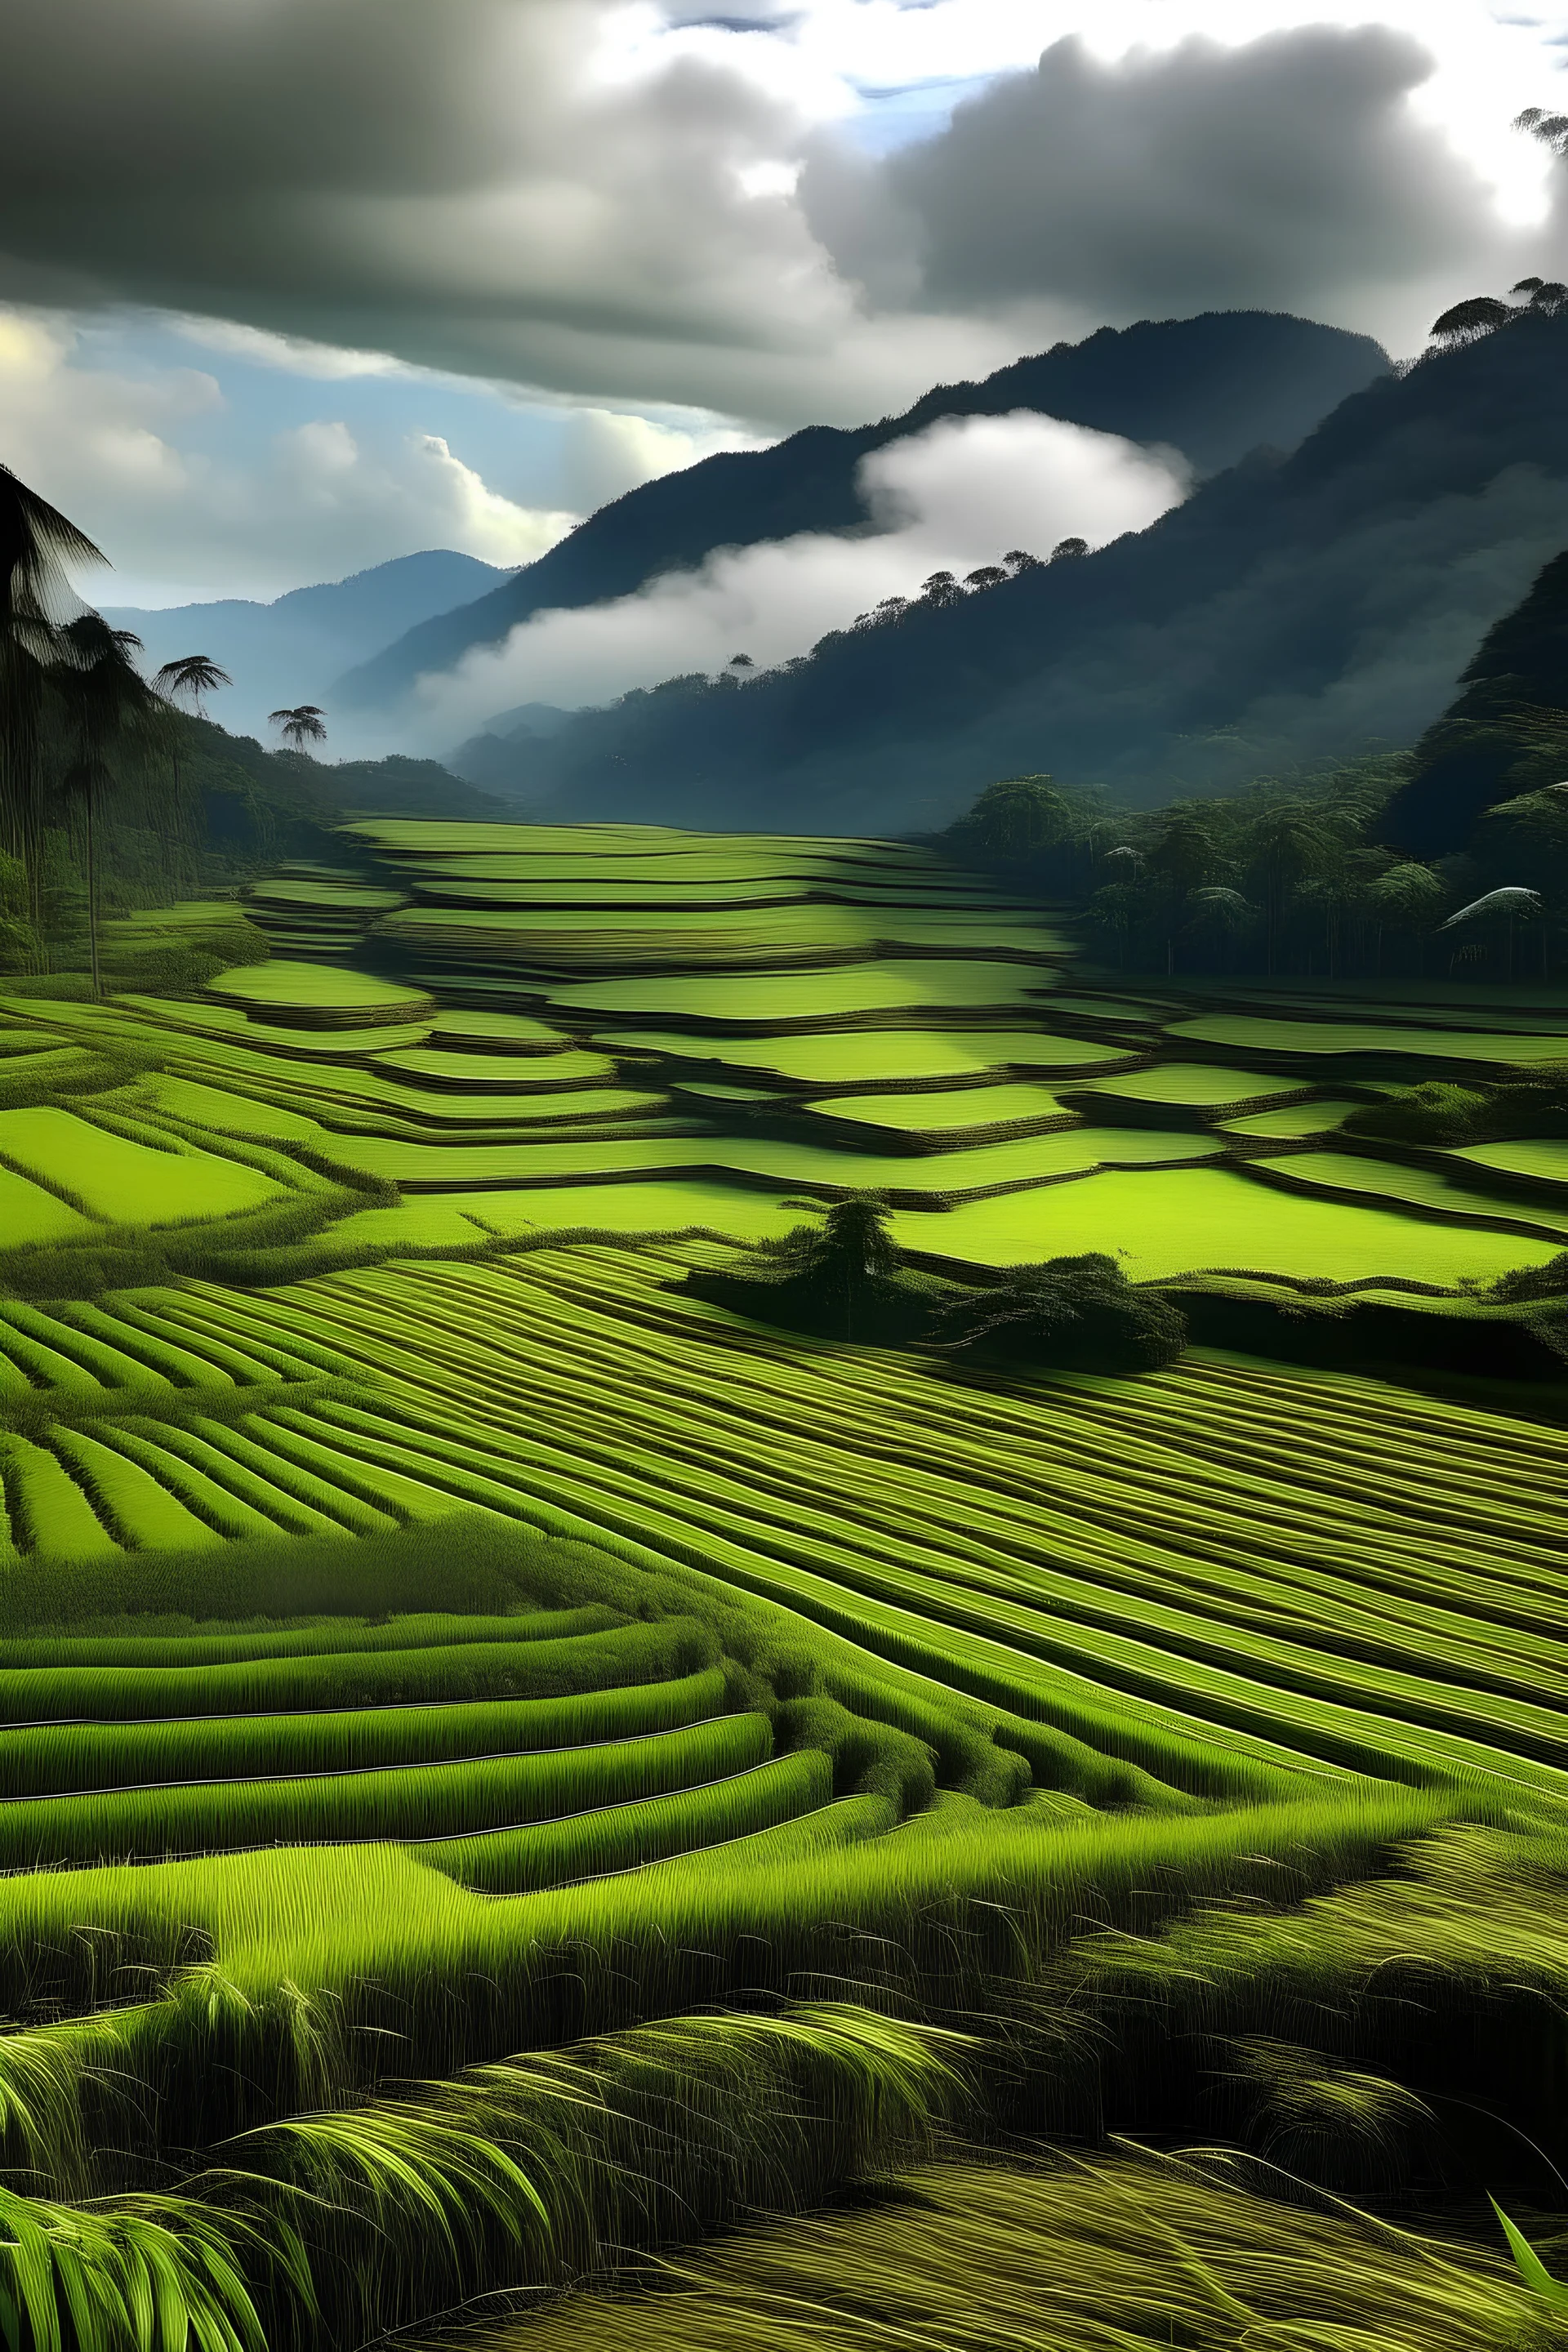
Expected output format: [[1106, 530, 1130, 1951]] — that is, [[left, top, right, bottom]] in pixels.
[[942, 520, 1568, 992]]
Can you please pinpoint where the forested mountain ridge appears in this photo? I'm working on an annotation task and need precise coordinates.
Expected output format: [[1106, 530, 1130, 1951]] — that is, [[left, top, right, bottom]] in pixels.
[[478, 310, 1568, 833], [335, 310, 1387, 713], [1382, 543, 1568, 855], [105, 550, 514, 739]]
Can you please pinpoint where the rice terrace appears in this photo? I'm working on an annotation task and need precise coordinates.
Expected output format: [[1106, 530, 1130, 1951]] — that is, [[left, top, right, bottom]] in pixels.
[[11, 222, 1568, 2352]]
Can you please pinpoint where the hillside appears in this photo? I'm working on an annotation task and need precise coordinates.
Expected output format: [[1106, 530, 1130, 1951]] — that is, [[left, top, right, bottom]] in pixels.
[[1380, 543, 1568, 856], [335, 311, 1387, 715], [479, 311, 1568, 833], [2, 820, 1566, 2347], [105, 549, 514, 740], [174, 713, 506, 868]]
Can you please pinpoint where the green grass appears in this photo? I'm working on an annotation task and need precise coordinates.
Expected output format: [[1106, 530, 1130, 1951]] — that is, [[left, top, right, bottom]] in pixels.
[[6, 821, 1568, 2352], [596, 1027, 1138, 1088], [206, 961, 437, 1027], [0, 1713, 771, 1868], [382, 902, 1067, 971], [544, 960, 1058, 1030], [0, 1616, 709, 1722], [112, 996, 439, 1055], [1218, 1096, 1363, 1138], [319, 1125, 1221, 1204], [1168, 1013, 1568, 1068], [1456, 1137, 1568, 1186], [1254, 1150, 1568, 1235], [0, 1666, 726, 1798], [803, 1082, 1080, 1143], [1080, 1062, 1312, 1110], [418, 1746, 832, 1892], [500, 2153, 1557, 2352], [0, 1164, 101, 1244], [897, 1164, 1563, 1283], [369, 1047, 617, 1089], [0, 1106, 286, 1224], [425, 1009, 577, 1050]]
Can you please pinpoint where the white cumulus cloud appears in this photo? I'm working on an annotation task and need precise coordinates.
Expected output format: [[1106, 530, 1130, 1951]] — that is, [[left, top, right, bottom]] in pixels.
[[0, 306, 578, 602]]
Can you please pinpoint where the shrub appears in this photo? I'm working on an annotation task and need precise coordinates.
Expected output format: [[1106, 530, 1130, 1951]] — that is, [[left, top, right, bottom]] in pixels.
[[1343, 1082, 1493, 1144], [936, 1254, 1187, 1374], [686, 1192, 947, 1344]]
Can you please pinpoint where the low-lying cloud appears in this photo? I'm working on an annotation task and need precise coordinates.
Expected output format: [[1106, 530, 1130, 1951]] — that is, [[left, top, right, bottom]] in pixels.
[[395, 409, 1189, 755]]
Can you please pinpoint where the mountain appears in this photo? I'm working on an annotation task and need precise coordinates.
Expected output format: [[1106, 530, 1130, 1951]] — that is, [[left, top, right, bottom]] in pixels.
[[168, 716, 508, 869], [105, 550, 514, 742], [334, 311, 1388, 714], [1379, 546, 1568, 857], [474, 310, 1568, 834]]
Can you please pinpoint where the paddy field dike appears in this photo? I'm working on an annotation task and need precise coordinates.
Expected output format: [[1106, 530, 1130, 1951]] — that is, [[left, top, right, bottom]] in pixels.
[[1, 822, 1566, 2351]]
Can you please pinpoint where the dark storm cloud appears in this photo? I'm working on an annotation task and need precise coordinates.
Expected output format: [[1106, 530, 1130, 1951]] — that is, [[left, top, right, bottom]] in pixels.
[[808, 25, 1518, 317], [0, 0, 856, 420], [0, 2, 1551, 430]]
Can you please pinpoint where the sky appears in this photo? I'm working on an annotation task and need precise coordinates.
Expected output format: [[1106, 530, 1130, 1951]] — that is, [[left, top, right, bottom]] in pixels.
[[1, 0, 1566, 615]]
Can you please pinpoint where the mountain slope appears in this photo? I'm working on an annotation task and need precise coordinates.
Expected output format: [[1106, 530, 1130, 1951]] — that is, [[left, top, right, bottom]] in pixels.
[[105, 550, 514, 740], [485, 312, 1568, 833], [1379, 546, 1568, 856], [335, 311, 1388, 712]]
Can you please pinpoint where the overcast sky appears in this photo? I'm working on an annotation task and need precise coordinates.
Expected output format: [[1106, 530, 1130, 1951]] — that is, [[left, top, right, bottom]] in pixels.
[[2, 0, 1566, 607]]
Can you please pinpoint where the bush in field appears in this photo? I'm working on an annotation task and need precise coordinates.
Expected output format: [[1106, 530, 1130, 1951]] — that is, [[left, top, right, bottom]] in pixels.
[[937, 1254, 1187, 1374], [691, 1192, 942, 1343], [1348, 1068, 1568, 1146], [1344, 1080, 1494, 1143]]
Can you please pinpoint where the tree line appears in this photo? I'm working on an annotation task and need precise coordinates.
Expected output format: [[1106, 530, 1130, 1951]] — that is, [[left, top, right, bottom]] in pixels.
[[942, 760, 1568, 987], [0, 465, 332, 990]]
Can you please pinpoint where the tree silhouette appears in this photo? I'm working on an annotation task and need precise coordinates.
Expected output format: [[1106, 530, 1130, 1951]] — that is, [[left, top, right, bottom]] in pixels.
[[1365, 861, 1446, 977], [917, 572, 962, 609], [1147, 808, 1219, 973], [937, 1255, 1187, 1374], [270, 705, 327, 754], [155, 656, 232, 866], [757, 1192, 901, 1341], [0, 464, 106, 960], [52, 616, 163, 996], [1430, 296, 1512, 346], [156, 654, 231, 719], [1515, 105, 1568, 157], [1049, 537, 1089, 561]]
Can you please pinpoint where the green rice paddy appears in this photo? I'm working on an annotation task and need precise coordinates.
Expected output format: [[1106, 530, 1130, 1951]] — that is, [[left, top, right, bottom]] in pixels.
[[1169, 1012, 1568, 1068], [898, 1164, 1562, 1282], [543, 960, 1058, 1030], [2, 819, 1566, 2352]]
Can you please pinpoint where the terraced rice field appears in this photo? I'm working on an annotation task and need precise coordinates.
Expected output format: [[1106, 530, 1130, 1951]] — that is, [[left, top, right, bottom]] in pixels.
[[2, 820, 1566, 2351]]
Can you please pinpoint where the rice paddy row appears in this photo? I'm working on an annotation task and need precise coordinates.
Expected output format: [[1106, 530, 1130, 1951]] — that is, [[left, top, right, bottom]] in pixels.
[[2, 819, 1566, 2350]]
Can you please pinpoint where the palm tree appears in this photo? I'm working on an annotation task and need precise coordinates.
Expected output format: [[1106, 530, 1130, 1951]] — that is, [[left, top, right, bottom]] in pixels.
[[156, 654, 231, 719], [0, 464, 106, 957], [154, 657, 232, 882], [52, 616, 163, 997], [270, 705, 327, 755], [1146, 808, 1218, 974], [1365, 862, 1446, 978], [1441, 886, 1544, 984]]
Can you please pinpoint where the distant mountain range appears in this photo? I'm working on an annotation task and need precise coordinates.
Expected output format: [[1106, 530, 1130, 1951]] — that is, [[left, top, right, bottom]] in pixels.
[[105, 550, 514, 743], [335, 311, 1388, 719], [452, 310, 1568, 832]]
